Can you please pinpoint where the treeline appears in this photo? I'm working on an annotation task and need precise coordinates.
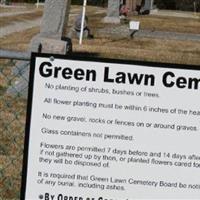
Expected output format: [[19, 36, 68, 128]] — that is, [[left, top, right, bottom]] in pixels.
[[71, 0, 200, 11], [9, 0, 105, 5], [155, 0, 200, 11]]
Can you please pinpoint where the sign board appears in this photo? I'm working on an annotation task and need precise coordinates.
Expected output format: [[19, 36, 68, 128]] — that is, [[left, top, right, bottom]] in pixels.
[[21, 53, 200, 200], [129, 21, 140, 30]]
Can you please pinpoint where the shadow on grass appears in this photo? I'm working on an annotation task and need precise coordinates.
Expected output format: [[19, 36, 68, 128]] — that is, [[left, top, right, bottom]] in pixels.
[[71, 51, 100, 58], [0, 85, 7, 96]]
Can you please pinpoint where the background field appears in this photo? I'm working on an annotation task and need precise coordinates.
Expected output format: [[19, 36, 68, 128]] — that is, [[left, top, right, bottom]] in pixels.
[[0, 4, 200, 200]]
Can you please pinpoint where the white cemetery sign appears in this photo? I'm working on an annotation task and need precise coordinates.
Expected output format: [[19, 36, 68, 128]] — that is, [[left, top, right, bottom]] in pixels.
[[21, 53, 200, 200]]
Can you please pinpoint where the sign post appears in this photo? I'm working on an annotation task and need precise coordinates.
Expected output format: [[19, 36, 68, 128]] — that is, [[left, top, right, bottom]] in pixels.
[[79, 0, 87, 45], [21, 53, 200, 200], [36, 0, 39, 8]]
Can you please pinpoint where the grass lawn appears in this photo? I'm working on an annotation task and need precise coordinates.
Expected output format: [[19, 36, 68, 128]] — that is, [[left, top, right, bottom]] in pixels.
[[0, 27, 39, 50], [72, 37, 200, 66], [0, 4, 34, 13], [77, 7, 200, 66], [131, 15, 200, 34], [0, 9, 43, 28]]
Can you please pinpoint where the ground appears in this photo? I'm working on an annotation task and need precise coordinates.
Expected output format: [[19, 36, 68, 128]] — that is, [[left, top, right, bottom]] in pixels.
[[0, 4, 200, 65], [0, 3, 200, 200]]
